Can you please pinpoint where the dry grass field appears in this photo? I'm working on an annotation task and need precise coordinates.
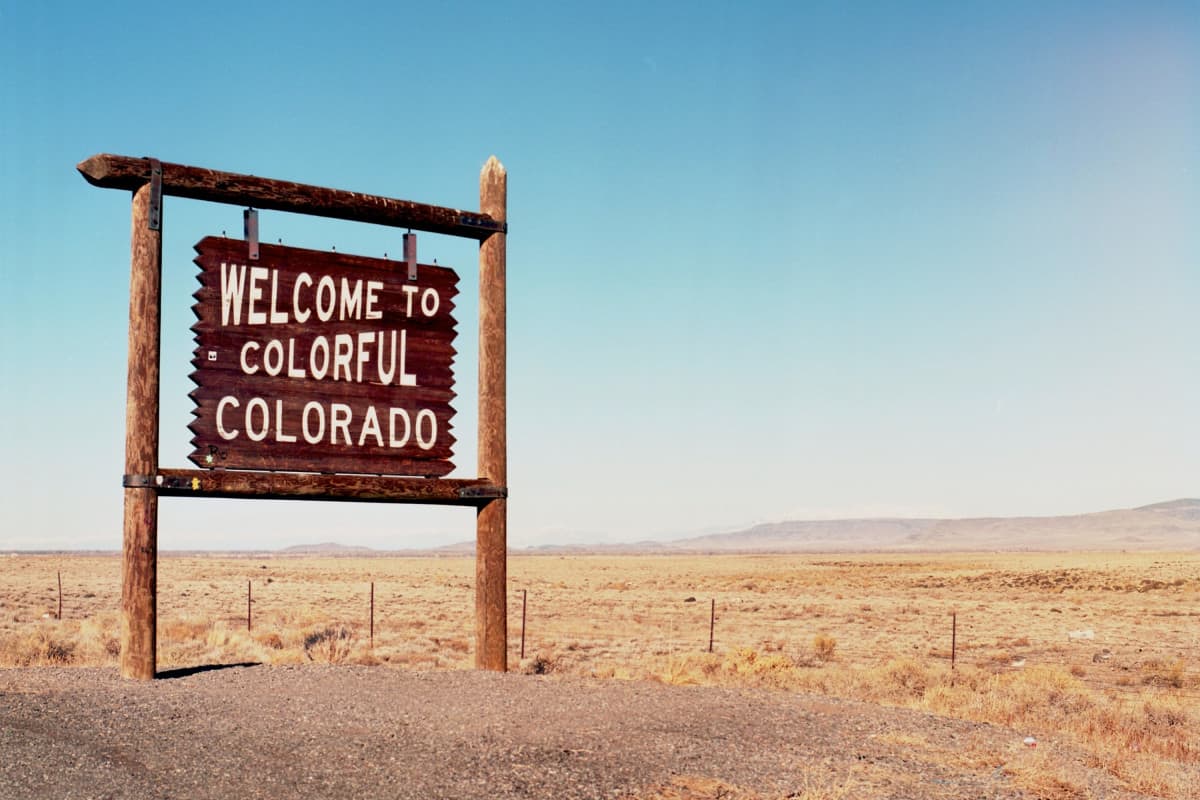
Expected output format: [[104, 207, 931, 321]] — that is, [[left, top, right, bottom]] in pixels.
[[3, 550, 1199, 798]]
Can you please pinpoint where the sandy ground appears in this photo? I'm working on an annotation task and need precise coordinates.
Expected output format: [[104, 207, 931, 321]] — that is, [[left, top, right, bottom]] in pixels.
[[0, 664, 1161, 800]]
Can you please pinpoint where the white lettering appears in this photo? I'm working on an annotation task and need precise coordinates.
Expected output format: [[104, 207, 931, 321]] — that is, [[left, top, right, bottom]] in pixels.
[[399, 330, 416, 387], [330, 403, 352, 444], [274, 400, 298, 442], [286, 339, 306, 379], [293, 272, 312, 323], [316, 276, 336, 322], [219, 262, 246, 326], [245, 397, 269, 441], [216, 396, 240, 440], [332, 334, 353, 381], [377, 330, 397, 385], [388, 408, 411, 448], [269, 270, 288, 324], [339, 278, 363, 320], [402, 284, 419, 317], [301, 401, 325, 444], [240, 341, 260, 375], [309, 336, 329, 380], [358, 406, 383, 447], [365, 281, 383, 320], [420, 288, 439, 317], [213, 398, 442, 453], [247, 266, 269, 324], [262, 339, 284, 376], [355, 331, 374, 383], [415, 409, 437, 450]]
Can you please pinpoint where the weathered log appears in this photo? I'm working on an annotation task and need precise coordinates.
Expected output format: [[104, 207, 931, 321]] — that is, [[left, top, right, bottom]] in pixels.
[[121, 183, 160, 680], [78, 154, 504, 240], [475, 156, 508, 671], [152, 468, 504, 505]]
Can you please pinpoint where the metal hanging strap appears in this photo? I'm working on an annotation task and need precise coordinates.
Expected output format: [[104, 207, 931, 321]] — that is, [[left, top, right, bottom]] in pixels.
[[244, 208, 259, 260], [404, 231, 417, 280], [147, 159, 162, 230]]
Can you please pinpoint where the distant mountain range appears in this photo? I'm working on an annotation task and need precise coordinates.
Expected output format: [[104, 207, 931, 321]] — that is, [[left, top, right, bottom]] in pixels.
[[648, 498, 1200, 553], [278, 542, 377, 555], [281, 499, 1200, 555]]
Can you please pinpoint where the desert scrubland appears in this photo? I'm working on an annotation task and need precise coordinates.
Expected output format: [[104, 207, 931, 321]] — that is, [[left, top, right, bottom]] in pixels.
[[3, 551, 1199, 798]]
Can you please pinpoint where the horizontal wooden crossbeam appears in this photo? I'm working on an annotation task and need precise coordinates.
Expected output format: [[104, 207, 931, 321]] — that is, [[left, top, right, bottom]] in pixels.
[[77, 154, 505, 240], [141, 468, 505, 506]]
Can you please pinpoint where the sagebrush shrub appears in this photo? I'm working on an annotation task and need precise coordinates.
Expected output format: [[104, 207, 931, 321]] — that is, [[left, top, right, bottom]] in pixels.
[[813, 633, 836, 662]]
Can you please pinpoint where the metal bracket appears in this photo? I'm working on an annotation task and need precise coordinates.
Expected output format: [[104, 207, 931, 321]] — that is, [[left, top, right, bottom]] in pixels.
[[458, 212, 507, 236], [122, 474, 162, 489], [458, 485, 508, 500], [147, 158, 162, 230], [244, 208, 259, 260], [404, 231, 417, 281]]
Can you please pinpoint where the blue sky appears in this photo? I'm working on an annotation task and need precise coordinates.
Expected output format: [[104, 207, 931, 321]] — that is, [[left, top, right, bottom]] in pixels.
[[1, 1, 1196, 550]]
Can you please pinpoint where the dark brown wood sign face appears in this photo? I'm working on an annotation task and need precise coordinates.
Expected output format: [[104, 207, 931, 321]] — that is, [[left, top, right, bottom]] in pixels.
[[189, 237, 458, 477]]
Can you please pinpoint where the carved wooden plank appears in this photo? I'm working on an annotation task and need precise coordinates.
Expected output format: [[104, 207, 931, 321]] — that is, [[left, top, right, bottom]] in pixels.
[[78, 154, 504, 240]]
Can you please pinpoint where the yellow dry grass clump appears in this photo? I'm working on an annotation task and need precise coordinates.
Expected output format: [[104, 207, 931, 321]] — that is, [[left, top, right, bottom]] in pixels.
[[627, 772, 858, 800], [643, 652, 1197, 798]]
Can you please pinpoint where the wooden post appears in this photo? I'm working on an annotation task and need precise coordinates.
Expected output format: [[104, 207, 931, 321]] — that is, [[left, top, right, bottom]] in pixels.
[[475, 156, 507, 672], [57, 571, 63, 620], [709, 598, 715, 653], [120, 182, 162, 680], [247, 581, 252, 631], [369, 581, 375, 649], [520, 589, 527, 660], [951, 611, 957, 670]]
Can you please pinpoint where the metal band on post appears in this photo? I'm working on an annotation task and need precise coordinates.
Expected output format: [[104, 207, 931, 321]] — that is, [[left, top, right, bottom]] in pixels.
[[122, 474, 160, 489]]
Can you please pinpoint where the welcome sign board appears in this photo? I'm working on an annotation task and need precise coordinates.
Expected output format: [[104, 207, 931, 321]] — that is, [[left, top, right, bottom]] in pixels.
[[189, 237, 458, 477]]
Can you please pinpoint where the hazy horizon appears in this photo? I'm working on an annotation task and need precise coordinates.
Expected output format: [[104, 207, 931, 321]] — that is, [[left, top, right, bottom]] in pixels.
[[6, 496, 1197, 554]]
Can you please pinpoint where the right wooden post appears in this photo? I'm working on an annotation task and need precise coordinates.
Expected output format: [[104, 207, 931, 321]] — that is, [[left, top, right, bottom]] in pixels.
[[476, 156, 508, 671]]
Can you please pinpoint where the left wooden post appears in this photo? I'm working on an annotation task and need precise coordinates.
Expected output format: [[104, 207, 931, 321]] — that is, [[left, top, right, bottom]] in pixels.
[[121, 181, 162, 679]]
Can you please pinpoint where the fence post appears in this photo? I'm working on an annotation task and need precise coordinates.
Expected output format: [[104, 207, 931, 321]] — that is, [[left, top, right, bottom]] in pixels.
[[57, 571, 63, 621], [709, 598, 715, 653], [247, 580, 252, 632], [370, 581, 375, 649], [520, 588, 527, 660], [951, 610, 957, 670]]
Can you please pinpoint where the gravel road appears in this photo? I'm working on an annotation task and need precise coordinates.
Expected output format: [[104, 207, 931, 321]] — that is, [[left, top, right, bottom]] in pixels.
[[0, 665, 1150, 799]]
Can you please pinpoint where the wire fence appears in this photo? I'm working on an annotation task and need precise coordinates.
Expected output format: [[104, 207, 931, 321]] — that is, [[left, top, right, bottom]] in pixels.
[[503, 588, 1200, 700], [12, 566, 1200, 700]]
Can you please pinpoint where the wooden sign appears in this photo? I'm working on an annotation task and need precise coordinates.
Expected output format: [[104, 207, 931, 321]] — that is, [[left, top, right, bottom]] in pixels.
[[189, 237, 458, 476], [81, 153, 507, 679]]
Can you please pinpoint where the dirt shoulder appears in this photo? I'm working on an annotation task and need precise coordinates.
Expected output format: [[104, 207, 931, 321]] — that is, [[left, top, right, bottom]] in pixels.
[[0, 665, 1150, 800]]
